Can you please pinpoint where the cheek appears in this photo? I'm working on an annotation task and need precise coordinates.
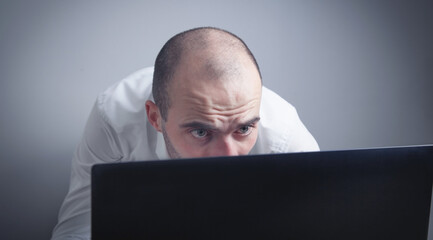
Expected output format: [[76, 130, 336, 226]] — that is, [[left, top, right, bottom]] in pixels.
[[177, 141, 203, 158], [241, 131, 259, 154]]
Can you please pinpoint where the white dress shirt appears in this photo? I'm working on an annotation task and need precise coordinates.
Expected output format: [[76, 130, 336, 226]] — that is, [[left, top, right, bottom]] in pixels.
[[51, 67, 319, 240]]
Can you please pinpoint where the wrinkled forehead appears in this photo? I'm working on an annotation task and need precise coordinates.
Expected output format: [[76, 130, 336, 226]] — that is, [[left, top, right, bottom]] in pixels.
[[163, 44, 262, 123], [167, 77, 262, 129]]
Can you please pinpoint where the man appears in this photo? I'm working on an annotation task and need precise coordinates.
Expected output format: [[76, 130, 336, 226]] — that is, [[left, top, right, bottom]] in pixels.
[[51, 27, 319, 239]]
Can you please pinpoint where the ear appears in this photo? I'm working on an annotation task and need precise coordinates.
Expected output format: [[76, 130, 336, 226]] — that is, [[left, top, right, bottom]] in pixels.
[[145, 100, 163, 132]]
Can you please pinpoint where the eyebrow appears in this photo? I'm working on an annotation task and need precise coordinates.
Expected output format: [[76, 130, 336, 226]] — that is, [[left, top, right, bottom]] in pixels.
[[179, 121, 218, 130], [236, 117, 261, 129], [179, 117, 261, 130]]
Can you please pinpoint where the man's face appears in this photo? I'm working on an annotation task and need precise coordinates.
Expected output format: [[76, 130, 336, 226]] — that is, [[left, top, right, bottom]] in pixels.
[[161, 57, 262, 159]]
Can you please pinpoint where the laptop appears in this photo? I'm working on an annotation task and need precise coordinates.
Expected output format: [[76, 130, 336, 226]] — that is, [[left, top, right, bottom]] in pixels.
[[92, 145, 433, 240]]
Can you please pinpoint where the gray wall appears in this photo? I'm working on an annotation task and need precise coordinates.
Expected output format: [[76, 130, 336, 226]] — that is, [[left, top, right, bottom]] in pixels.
[[0, 0, 432, 239]]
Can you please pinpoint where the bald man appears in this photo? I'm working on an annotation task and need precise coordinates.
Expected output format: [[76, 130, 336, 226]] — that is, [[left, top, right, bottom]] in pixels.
[[51, 27, 319, 239]]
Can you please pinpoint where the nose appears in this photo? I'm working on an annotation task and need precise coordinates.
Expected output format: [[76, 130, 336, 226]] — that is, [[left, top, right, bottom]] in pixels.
[[210, 136, 238, 156]]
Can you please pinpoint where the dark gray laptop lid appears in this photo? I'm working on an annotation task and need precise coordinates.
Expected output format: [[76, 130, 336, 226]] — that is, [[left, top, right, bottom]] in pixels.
[[92, 145, 433, 240]]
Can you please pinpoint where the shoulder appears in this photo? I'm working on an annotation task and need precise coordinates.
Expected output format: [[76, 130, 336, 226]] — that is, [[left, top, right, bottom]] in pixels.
[[260, 86, 298, 130], [96, 67, 154, 130], [255, 86, 319, 153], [261, 86, 296, 113], [84, 67, 159, 160]]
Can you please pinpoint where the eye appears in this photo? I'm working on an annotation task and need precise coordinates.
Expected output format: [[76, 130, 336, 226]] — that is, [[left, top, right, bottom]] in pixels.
[[237, 125, 252, 135], [191, 129, 209, 138]]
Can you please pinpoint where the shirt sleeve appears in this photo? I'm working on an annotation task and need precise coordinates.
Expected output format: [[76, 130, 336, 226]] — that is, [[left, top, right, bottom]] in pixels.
[[51, 101, 123, 240]]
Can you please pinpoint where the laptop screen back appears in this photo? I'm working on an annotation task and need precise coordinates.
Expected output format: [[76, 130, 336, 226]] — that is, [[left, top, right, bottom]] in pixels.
[[92, 145, 433, 240]]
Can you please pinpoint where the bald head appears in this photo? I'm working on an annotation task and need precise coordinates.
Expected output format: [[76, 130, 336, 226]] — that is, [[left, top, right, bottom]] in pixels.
[[153, 27, 261, 121]]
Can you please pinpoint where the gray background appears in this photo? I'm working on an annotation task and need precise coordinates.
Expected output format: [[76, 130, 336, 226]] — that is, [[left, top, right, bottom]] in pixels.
[[0, 0, 432, 239]]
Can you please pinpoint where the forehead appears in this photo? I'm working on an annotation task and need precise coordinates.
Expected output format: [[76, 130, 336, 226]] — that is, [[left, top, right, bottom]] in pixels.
[[172, 55, 261, 100], [166, 58, 262, 125]]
